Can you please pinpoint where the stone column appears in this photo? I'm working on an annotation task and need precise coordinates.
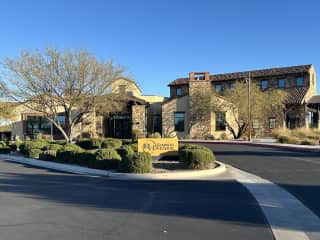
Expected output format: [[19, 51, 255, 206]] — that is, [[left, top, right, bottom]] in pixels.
[[132, 105, 146, 138], [304, 104, 309, 129], [318, 107, 320, 130]]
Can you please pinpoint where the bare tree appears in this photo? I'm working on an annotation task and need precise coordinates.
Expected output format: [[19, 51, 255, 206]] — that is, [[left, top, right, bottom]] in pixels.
[[0, 48, 124, 142], [0, 102, 18, 131], [190, 81, 287, 139], [211, 81, 287, 139]]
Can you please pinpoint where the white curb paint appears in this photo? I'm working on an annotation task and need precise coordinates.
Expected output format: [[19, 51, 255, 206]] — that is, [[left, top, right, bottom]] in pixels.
[[0, 154, 226, 180], [227, 164, 320, 240]]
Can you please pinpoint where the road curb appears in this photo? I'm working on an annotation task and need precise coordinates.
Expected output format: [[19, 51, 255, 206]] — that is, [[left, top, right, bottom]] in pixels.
[[0, 154, 226, 180], [226, 163, 320, 240], [180, 140, 320, 153]]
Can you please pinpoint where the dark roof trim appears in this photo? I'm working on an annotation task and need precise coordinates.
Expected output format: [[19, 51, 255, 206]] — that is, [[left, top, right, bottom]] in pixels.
[[169, 64, 312, 86], [307, 95, 320, 105]]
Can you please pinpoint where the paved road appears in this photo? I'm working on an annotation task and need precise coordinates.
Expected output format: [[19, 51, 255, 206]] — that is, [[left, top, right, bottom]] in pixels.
[[0, 159, 273, 240], [205, 143, 320, 220]]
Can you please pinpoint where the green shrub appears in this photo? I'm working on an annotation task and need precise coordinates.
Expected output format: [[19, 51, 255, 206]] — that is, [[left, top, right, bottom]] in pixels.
[[90, 138, 104, 149], [148, 132, 161, 138], [117, 145, 134, 160], [76, 138, 92, 149], [56, 144, 84, 164], [0, 146, 11, 154], [179, 144, 212, 153], [90, 148, 121, 170], [0, 141, 7, 147], [39, 150, 57, 161], [19, 140, 48, 156], [8, 141, 20, 152], [179, 148, 215, 170], [43, 144, 63, 151], [130, 143, 138, 152], [121, 139, 133, 145], [76, 138, 104, 149], [27, 148, 42, 159], [77, 150, 97, 166], [101, 138, 122, 149], [119, 152, 152, 173], [50, 140, 67, 145]]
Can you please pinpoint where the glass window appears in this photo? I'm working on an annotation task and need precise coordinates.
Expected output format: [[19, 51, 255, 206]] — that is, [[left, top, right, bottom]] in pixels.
[[176, 87, 182, 96], [174, 112, 185, 132], [278, 79, 285, 88], [252, 120, 260, 129], [269, 118, 276, 129], [296, 77, 304, 87], [215, 84, 222, 93], [215, 112, 226, 131], [26, 116, 51, 136], [194, 73, 205, 80], [229, 82, 235, 90], [261, 80, 268, 90]]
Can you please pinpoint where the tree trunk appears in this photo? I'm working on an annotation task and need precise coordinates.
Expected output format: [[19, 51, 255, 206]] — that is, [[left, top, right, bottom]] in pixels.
[[47, 117, 71, 143]]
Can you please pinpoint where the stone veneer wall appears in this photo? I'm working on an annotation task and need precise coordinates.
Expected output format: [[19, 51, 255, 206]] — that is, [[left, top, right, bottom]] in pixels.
[[188, 80, 212, 138], [131, 105, 146, 137], [162, 96, 189, 138]]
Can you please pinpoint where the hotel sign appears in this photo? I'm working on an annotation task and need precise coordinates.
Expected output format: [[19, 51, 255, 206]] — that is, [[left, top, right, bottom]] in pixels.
[[138, 138, 178, 156]]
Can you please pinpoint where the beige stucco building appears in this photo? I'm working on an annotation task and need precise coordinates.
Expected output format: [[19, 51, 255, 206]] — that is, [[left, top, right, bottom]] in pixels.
[[162, 65, 320, 139], [3, 77, 164, 141]]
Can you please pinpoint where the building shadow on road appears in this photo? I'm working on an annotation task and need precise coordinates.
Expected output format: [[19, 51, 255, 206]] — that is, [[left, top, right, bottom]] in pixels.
[[0, 161, 319, 234]]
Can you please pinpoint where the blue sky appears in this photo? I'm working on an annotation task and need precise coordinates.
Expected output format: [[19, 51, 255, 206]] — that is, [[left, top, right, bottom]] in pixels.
[[0, 0, 319, 96]]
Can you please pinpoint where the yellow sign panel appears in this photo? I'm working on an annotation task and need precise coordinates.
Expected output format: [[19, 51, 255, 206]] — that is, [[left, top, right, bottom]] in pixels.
[[138, 138, 178, 157]]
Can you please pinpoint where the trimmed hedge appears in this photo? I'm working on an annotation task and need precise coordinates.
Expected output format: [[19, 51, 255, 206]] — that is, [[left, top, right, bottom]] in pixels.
[[116, 145, 134, 160], [39, 150, 57, 161], [20, 140, 48, 155], [130, 143, 138, 152], [0, 146, 11, 154], [8, 141, 20, 152], [101, 138, 122, 149], [56, 144, 84, 164], [119, 152, 152, 173], [179, 147, 215, 170], [0, 141, 7, 147], [77, 150, 97, 166], [43, 144, 63, 152], [50, 140, 67, 145], [19, 140, 48, 157], [27, 148, 42, 159], [179, 144, 212, 153], [90, 148, 121, 170], [76, 138, 93, 149]]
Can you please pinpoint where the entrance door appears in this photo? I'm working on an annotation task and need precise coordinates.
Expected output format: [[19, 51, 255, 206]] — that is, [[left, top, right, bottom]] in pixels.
[[105, 114, 132, 139]]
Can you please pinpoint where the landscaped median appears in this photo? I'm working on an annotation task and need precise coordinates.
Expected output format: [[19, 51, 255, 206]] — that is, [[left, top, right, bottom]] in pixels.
[[0, 139, 225, 180]]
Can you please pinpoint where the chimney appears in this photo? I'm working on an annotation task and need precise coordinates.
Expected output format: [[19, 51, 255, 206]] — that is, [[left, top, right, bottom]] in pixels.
[[189, 72, 210, 81]]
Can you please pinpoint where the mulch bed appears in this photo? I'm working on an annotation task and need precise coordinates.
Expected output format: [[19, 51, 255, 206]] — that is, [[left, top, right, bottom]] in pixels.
[[152, 156, 187, 173]]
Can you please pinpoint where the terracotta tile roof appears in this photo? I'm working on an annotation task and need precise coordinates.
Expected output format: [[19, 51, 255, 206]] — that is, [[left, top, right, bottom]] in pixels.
[[168, 78, 189, 86], [168, 64, 312, 86]]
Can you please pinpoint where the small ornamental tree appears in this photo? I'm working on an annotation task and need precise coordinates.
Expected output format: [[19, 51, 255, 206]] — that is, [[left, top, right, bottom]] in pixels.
[[190, 81, 287, 139], [0, 48, 127, 142]]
